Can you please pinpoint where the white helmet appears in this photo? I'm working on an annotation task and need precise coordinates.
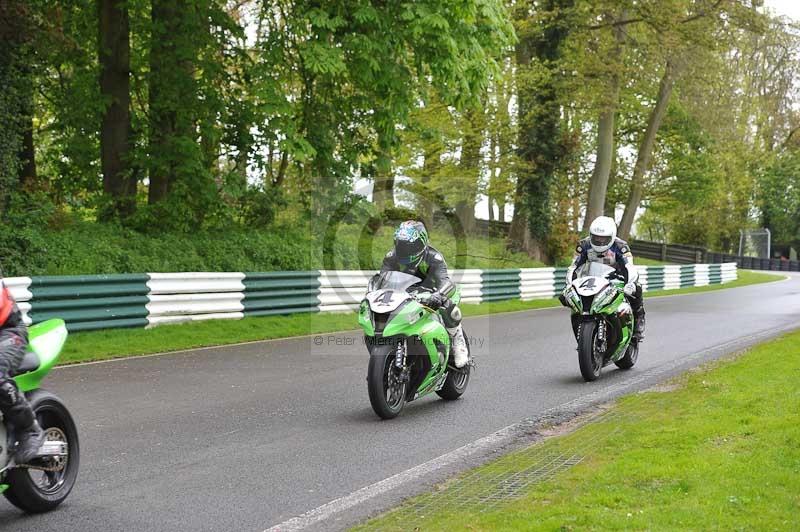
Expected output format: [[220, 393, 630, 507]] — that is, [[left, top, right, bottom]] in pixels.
[[589, 216, 617, 253]]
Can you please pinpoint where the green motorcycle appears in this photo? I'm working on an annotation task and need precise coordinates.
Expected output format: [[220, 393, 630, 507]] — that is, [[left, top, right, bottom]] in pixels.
[[562, 263, 639, 381], [360, 271, 471, 419], [1, 319, 80, 513]]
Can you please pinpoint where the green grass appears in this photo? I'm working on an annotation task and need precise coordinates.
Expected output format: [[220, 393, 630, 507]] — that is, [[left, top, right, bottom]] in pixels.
[[61, 270, 784, 365], [356, 328, 800, 531]]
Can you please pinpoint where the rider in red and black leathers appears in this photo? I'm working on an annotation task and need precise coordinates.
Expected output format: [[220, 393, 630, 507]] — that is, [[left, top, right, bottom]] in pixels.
[[0, 276, 44, 463]]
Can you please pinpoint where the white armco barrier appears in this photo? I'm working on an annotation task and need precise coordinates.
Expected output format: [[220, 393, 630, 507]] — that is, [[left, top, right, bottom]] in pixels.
[[694, 264, 711, 286], [317, 270, 376, 312], [145, 272, 246, 327], [4, 276, 33, 325], [6, 263, 739, 331], [520, 267, 557, 300], [720, 263, 737, 282], [451, 269, 483, 303], [662, 265, 683, 290]]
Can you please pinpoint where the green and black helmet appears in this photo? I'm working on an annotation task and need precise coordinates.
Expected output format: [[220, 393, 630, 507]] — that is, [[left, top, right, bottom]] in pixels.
[[394, 220, 429, 268]]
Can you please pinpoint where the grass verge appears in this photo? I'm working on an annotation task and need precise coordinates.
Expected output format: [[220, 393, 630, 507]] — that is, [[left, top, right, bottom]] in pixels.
[[61, 270, 784, 364], [355, 328, 800, 531]]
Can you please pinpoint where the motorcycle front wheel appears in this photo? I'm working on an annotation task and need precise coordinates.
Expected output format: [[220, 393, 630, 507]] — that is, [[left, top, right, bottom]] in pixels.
[[578, 320, 602, 382], [367, 346, 407, 419], [5, 390, 80, 513]]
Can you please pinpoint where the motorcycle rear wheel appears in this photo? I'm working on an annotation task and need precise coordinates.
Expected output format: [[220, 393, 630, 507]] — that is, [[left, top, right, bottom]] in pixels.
[[615, 340, 639, 370], [4, 390, 80, 513], [437, 332, 471, 400], [578, 320, 602, 382]]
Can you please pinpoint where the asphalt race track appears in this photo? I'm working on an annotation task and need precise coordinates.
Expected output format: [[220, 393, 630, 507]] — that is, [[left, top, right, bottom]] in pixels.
[[3, 273, 799, 531]]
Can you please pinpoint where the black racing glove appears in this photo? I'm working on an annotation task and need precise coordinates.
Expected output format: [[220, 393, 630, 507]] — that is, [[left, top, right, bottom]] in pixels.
[[426, 291, 447, 310]]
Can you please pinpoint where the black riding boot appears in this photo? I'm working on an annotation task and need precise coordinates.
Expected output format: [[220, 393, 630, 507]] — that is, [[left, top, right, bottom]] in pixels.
[[0, 380, 44, 463]]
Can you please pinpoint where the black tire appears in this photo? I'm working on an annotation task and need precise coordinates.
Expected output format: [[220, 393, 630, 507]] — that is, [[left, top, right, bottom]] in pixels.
[[615, 340, 639, 370], [437, 331, 471, 400], [367, 345, 407, 420], [5, 390, 80, 513], [578, 320, 602, 382]]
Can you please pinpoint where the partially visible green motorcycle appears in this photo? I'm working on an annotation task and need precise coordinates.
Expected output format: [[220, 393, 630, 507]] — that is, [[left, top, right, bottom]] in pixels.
[[562, 262, 639, 382], [1, 319, 80, 513], [360, 271, 471, 419]]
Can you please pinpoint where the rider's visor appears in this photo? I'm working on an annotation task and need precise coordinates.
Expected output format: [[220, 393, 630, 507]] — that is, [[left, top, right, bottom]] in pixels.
[[590, 234, 612, 248], [396, 239, 425, 266]]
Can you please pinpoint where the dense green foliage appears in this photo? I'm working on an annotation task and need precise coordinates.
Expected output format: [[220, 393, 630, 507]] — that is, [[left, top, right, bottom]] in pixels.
[[0, 0, 797, 274], [0, 217, 542, 277]]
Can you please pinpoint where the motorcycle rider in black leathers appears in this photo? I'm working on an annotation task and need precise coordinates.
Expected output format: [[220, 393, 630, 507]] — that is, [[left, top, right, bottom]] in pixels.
[[380, 221, 469, 367], [0, 275, 44, 463], [565, 216, 646, 341]]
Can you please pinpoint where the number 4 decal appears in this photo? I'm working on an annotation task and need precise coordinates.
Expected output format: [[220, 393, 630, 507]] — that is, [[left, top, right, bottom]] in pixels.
[[376, 291, 394, 305], [580, 278, 596, 289]]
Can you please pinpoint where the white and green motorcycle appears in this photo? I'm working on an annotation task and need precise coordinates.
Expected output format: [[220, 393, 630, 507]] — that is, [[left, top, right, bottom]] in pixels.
[[562, 263, 639, 381]]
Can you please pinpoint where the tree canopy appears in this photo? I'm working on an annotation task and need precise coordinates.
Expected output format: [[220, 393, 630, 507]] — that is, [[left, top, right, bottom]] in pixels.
[[1, 0, 797, 271]]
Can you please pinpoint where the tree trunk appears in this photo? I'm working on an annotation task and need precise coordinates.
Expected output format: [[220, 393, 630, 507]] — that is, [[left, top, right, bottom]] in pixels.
[[0, 0, 35, 213], [372, 128, 395, 210], [372, 152, 394, 210], [456, 107, 484, 234], [512, 0, 575, 262], [584, 109, 616, 229], [603, 162, 617, 217], [583, 13, 626, 231], [98, 0, 135, 218], [148, 0, 196, 206], [418, 142, 441, 223], [148, 0, 176, 204], [618, 59, 680, 239]]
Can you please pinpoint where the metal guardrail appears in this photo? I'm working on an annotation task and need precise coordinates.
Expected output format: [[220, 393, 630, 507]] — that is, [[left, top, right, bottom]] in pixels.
[[632, 239, 800, 271], [5, 264, 737, 332]]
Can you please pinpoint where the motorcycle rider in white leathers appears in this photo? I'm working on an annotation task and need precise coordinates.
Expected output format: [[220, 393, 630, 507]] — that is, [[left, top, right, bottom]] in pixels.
[[565, 216, 646, 341]]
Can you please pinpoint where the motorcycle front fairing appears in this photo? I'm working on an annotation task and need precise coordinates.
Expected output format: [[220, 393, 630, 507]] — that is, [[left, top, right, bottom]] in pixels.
[[14, 319, 68, 392], [359, 274, 450, 386], [566, 265, 632, 363]]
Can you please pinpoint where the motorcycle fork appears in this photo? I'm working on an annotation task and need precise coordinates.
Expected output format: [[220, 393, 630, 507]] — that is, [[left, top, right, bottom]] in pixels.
[[394, 339, 407, 369], [596, 318, 608, 355]]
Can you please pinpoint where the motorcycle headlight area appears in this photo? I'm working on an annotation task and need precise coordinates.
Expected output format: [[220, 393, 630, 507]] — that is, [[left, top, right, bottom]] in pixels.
[[592, 286, 617, 310], [566, 288, 581, 311], [404, 305, 425, 325]]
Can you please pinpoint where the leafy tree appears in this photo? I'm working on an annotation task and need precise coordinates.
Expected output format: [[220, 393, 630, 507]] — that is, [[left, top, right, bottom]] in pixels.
[[510, 0, 577, 262]]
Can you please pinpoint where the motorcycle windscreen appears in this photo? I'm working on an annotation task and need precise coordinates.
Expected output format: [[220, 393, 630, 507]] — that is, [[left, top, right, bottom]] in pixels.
[[368, 271, 423, 292], [576, 262, 616, 279], [28, 319, 68, 367]]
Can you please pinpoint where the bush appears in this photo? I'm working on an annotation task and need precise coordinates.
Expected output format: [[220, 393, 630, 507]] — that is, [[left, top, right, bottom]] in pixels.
[[0, 216, 546, 277]]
